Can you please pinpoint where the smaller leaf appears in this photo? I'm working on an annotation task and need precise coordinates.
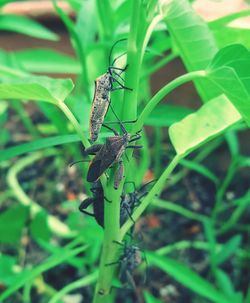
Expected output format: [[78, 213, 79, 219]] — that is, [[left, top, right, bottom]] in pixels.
[[0, 74, 74, 104], [0, 254, 17, 286], [215, 235, 242, 265], [0, 134, 80, 161], [0, 205, 29, 244], [144, 291, 162, 303], [169, 95, 241, 156], [14, 48, 81, 74], [0, 14, 58, 41]]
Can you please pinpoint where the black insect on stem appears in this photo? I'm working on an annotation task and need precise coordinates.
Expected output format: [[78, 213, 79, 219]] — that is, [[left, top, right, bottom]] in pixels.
[[107, 241, 145, 303], [79, 180, 155, 228], [89, 38, 132, 143]]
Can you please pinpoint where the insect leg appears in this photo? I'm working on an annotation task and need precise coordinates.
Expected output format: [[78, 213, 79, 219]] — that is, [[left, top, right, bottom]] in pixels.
[[102, 123, 119, 136], [83, 144, 103, 156], [126, 145, 143, 149], [111, 77, 132, 91]]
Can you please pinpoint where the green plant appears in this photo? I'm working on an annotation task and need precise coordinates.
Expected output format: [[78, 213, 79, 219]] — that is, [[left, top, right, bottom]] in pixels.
[[1, 0, 250, 303]]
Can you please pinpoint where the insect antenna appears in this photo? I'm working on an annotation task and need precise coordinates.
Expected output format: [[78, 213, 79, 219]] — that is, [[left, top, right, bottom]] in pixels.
[[69, 159, 89, 167], [108, 38, 127, 67]]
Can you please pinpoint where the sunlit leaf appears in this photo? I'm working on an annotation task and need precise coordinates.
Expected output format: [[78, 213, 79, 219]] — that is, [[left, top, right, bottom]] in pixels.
[[0, 14, 58, 41], [207, 44, 250, 127], [169, 95, 241, 156], [14, 48, 81, 74], [0, 74, 74, 104], [160, 0, 220, 102]]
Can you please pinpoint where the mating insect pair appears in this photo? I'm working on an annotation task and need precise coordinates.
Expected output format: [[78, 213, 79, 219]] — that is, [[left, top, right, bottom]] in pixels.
[[79, 180, 154, 228]]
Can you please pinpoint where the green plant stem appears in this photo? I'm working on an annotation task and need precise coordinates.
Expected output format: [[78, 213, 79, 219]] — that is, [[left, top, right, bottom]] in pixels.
[[48, 271, 98, 303], [12, 100, 40, 139], [96, 0, 114, 41], [52, 0, 90, 100], [154, 127, 162, 177], [57, 101, 90, 149], [6, 151, 75, 238], [122, 0, 143, 124], [133, 70, 206, 132], [93, 178, 124, 303], [121, 154, 182, 237]]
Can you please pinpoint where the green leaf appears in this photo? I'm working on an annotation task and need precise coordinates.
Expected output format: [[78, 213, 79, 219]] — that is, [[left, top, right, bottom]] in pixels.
[[0, 254, 17, 286], [215, 235, 242, 265], [0, 205, 29, 244], [0, 14, 58, 41], [147, 252, 232, 303], [30, 211, 52, 242], [0, 134, 80, 161], [169, 95, 241, 156], [212, 27, 250, 49], [144, 291, 162, 303], [14, 48, 81, 74], [216, 269, 243, 303], [160, 0, 220, 102], [145, 104, 193, 127], [0, 74, 74, 104], [207, 44, 250, 127]]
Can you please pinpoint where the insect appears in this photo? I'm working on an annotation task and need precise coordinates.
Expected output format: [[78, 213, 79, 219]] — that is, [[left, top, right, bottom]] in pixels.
[[79, 180, 154, 229], [107, 241, 146, 303], [90, 38, 132, 143], [84, 123, 142, 190], [78, 181, 105, 227]]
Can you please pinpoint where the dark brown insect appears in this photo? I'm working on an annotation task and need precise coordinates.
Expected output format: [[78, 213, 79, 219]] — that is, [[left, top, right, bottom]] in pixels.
[[89, 39, 131, 143], [79, 180, 155, 228], [85, 124, 142, 189], [107, 241, 146, 303], [78, 181, 105, 227]]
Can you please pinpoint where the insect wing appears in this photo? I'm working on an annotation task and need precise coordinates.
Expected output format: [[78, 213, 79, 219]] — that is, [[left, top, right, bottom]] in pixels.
[[89, 74, 111, 142]]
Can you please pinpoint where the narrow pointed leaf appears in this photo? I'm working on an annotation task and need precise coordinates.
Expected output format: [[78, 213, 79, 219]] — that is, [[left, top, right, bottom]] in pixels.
[[0, 14, 58, 41], [0, 73, 74, 104], [147, 252, 232, 303]]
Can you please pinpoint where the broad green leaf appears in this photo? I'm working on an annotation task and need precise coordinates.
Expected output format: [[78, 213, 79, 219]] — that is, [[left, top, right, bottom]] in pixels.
[[0, 254, 17, 286], [0, 205, 29, 244], [215, 235, 242, 265], [14, 48, 81, 74], [30, 211, 51, 242], [160, 0, 220, 102], [145, 104, 193, 127], [147, 252, 232, 303], [169, 95, 241, 156], [0, 14, 58, 41], [207, 44, 250, 126], [0, 74, 74, 104], [0, 134, 80, 161], [213, 27, 250, 49]]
